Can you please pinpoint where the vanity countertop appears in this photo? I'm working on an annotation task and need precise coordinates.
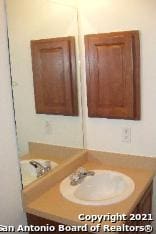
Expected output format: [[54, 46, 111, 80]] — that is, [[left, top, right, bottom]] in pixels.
[[24, 159, 154, 232]]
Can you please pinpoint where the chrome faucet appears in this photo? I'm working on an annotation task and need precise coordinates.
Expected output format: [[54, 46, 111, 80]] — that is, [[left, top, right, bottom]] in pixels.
[[70, 167, 95, 186], [29, 160, 51, 177]]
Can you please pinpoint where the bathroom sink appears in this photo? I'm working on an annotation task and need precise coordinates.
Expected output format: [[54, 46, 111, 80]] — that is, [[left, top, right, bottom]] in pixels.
[[60, 170, 135, 205], [20, 159, 58, 187]]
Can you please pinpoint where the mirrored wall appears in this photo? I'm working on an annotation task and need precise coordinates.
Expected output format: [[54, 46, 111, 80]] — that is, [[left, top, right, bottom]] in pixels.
[[6, 0, 84, 156], [6, 0, 84, 187]]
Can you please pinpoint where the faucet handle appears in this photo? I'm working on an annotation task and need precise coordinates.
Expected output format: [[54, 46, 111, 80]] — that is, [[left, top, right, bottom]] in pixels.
[[76, 167, 95, 176], [76, 167, 87, 175]]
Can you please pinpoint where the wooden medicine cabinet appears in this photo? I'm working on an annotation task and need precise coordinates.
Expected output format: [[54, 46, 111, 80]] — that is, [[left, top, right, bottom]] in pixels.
[[85, 31, 140, 119], [31, 37, 78, 116]]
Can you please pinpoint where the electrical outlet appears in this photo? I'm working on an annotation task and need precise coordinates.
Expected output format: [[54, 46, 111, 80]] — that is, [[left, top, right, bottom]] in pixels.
[[122, 127, 131, 143]]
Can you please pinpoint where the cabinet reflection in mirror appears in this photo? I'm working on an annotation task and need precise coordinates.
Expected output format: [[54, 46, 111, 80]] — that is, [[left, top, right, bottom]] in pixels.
[[6, 0, 83, 186], [31, 36, 78, 116]]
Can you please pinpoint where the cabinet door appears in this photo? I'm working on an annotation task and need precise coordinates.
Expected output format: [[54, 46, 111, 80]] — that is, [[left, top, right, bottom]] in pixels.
[[31, 37, 78, 116], [85, 31, 140, 119], [122, 183, 153, 234], [137, 183, 153, 226]]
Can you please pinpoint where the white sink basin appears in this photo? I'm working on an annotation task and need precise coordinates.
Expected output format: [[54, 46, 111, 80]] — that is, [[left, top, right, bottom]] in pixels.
[[20, 159, 58, 187], [60, 170, 135, 205]]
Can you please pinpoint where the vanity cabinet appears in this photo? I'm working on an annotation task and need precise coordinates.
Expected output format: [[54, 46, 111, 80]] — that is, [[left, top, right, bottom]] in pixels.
[[31, 37, 78, 116], [85, 31, 140, 120], [26, 183, 153, 234], [124, 183, 153, 234]]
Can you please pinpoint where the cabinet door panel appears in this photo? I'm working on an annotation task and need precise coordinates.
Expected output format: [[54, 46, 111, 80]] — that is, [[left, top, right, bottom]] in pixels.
[[31, 37, 78, 115], [85, 31, 140, 119], [122, 182, 153, 234], [137, 183, 153, 226]]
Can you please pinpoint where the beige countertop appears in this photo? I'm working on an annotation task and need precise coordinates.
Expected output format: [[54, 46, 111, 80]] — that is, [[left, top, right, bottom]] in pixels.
[[24, 159, 154, 233]]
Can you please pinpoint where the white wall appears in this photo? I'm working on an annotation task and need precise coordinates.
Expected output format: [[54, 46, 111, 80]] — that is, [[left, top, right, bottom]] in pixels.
[[0, 0, 27, 229], [6, 0, 83, 156], [79, 0, 156, 157]]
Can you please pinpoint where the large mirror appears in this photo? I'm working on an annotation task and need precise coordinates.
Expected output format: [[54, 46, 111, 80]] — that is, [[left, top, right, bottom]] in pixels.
[[6, 0, 84, 187]]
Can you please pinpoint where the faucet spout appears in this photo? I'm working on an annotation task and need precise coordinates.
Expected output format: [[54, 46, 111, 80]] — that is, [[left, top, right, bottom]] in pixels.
[[29, 160, 50, 177], [29, 160, 44, 169], [70, 167, 95, 186]]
